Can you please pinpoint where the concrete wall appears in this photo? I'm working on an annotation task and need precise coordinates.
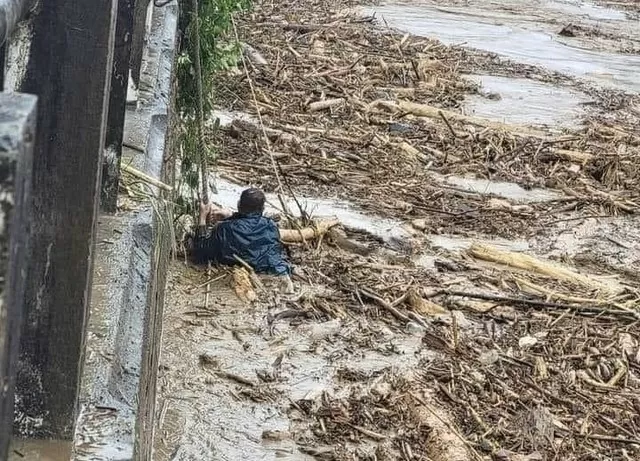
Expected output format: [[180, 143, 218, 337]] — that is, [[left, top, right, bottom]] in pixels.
[[2, 0, 178, 456], [73, 3, 178, 460], [0, 93, 36, 459]]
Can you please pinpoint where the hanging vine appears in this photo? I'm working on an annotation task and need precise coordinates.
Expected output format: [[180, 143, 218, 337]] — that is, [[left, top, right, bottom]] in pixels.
[[175, 0, 251, 214]]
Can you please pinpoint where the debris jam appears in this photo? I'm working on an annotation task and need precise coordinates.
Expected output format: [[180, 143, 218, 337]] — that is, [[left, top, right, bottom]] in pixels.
[[155, 0, 640, 460]]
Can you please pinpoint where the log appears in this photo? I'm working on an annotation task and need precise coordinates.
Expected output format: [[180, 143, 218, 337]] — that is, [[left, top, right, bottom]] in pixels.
[[468, 244, 617, 295], [328, 228, 372, 256], [552, 149, 594, 164], [279, 218, 339, 243], [308, 98, 345, 112], [406, 288, 447, 315], [398, 141, 428, 163], [231, 119, 301, 144], [374, 100, 551, 139]]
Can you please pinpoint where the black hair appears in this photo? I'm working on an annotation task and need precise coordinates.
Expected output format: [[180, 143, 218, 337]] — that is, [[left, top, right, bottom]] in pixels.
[[238, 188, 266, 214]]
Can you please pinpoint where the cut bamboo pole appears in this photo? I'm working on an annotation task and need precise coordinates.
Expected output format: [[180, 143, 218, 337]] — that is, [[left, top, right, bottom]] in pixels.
[[373, 100, 552, 139], [279, 218, 339, 242], [308, 98, 345, 112], [122, 164, 173, 191], [553, 149, 595, 164], [406, 288, 447, 315], [468, 244, 617, 295]]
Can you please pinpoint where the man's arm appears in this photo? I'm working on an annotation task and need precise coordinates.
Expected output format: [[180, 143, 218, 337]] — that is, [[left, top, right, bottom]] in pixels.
[[193, 202, 223, 263], [193, 201, 233, 264]]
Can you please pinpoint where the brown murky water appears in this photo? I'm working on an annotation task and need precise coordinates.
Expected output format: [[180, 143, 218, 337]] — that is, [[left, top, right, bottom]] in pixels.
[[365, 0, 640, 92], [9, 439, 72, 461], [154, 264, 440, 460], [159, 0, 640, 458]]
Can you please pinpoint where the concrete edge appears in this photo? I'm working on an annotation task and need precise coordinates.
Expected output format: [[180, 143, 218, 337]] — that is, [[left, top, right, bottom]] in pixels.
[[73, 3, 178, 460]]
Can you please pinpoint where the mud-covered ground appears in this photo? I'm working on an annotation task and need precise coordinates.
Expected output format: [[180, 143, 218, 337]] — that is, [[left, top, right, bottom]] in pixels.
[[156, 0, 640, 459]]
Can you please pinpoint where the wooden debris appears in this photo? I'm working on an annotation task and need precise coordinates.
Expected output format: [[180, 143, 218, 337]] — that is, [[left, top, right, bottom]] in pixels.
[[308, 98, 345, 112], [231, 267, 257, 303], [122, 164, 173, 191], [328, 227, 372, 256], [375, 100, 551, 139], [164, 3, 640, 460], [279, 218, 340, 242], [468, 244, 616, 295], [215, 371, 257, 387], [406, 288, 447, 315]]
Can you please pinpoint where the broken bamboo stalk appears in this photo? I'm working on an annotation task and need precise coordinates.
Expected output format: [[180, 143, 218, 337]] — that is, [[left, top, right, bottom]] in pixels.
[[438, 289, 637, 319], [328, 228, 372, 256], [397, 141, 429, 163], [468, 244, 616, 295], [374, 99, 552, 139], [514, 276, 613, 305], [406, 287, 447, 315], [359, 287, 411, 323], [279, 218, 339, 243], [122, 164, 173, 191], [552, 149, 595, 164], [307, 98, 345, 112]]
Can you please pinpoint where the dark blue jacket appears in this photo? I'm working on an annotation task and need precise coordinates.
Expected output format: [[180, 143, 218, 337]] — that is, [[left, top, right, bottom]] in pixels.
[[194, 212, 290, 275]]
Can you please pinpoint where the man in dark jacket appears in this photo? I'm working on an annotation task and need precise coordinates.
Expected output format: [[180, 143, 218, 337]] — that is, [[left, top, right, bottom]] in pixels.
[[193, 188, 291, 276]]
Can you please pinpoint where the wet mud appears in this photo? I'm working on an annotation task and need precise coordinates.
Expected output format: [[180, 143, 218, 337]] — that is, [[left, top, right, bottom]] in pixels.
[[158, 0, 640, 459]]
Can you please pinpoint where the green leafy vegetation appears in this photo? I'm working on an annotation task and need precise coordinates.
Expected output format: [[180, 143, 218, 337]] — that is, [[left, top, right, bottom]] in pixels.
[[175, 0, 251, 214]]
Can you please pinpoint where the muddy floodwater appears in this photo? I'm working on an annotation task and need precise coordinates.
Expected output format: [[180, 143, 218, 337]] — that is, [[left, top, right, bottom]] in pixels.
[[155, 267, 438, 460], [367, 0, 640, 92], [465, 75, 589, 128], [157, 0, 640, 459], [9, 439, 71, 461]]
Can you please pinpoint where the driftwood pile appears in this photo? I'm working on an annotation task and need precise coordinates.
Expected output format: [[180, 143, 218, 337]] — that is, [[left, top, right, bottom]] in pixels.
[[195, 0, 640, 459], [211, 0, 640, 240]]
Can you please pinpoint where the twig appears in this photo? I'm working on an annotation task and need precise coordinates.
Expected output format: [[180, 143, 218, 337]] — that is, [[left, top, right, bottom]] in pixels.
[[437, 289, 638, 319], [438, 110, 458, 138], [358, 287, 411, 322], [122, 141, 145, 153], [576, 433, 640, 445], [204, 262, 212, 310], [190, 273, 227, 292], [215, 371, 256, 387], [231, 16, 293, 218], [347, 423, 387, 441]]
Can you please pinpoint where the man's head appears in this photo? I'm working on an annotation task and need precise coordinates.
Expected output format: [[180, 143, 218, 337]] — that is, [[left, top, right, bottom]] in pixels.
[[238, 188, 266, 215]]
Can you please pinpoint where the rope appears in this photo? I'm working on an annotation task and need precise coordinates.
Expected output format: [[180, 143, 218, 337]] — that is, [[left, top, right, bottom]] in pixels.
[[190, 0, 211, 204], [230, 16, 293, 218]]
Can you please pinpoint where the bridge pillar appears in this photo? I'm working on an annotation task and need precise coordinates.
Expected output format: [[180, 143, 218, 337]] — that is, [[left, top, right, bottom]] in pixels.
[[14, 0, 118, 438], [0, 92, 36, 458]]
